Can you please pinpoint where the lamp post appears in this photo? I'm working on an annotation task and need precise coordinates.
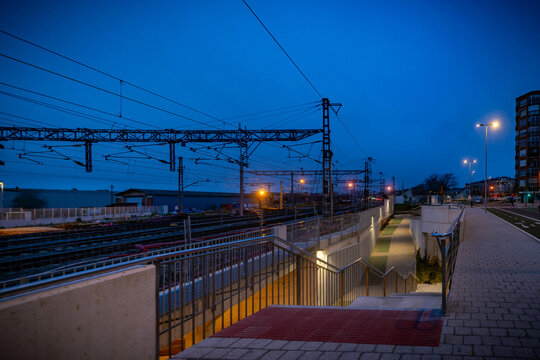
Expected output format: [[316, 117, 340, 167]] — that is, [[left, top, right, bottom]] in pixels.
[[0, 182, 3, 209], [463, 159, 477, 204], [476, 121, 499, 213]]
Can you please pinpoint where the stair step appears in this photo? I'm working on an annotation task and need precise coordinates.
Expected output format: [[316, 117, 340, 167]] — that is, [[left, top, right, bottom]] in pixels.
[[349, 294, 441, 311]]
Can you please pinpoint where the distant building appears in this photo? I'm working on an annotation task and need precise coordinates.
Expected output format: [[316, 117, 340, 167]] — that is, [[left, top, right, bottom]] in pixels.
[[515, 90, 540, 194], [466, 176, 515, 198], [115, 189, 257, 211]]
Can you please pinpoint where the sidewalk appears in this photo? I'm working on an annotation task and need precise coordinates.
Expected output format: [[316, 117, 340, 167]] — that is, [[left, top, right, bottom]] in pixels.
[[367, 217, 415, 275], [173, 208, 540, 359]]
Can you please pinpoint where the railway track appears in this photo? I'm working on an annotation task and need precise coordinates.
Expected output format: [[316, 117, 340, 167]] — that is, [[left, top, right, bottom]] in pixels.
[[0, 207, 322, 280]]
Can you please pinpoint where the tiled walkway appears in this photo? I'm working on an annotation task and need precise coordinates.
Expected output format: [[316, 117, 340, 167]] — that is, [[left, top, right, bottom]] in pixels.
[[173, 208, 540, 359]]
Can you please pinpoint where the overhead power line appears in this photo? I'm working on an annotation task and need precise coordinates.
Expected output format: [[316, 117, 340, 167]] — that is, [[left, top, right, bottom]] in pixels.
[[0, 52, 214, 128], [241, 0, 323, 99], [0, 29, 223, 123]]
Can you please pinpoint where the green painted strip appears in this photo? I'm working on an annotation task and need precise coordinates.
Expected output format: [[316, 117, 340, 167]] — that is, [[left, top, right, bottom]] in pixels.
[[373, 237, 391, 252], [368, 255, 387, 272]]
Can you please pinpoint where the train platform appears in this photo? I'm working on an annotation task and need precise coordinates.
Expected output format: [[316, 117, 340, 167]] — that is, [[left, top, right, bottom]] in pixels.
[[173, 208, 540, 359]]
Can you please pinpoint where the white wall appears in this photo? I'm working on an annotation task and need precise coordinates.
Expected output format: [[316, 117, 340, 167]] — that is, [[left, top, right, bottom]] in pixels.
[[0, 265, 156, 360]]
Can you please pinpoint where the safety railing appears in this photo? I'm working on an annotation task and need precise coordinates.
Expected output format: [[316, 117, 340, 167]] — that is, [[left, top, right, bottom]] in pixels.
[[0, 228, 272, 291], [432, 206, 465, 315], [156, 234, 415, 358]]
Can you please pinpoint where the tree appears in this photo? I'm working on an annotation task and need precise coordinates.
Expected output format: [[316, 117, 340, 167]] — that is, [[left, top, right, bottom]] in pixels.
[[423, 173, 457, 195], [12, 191, 46, 209]]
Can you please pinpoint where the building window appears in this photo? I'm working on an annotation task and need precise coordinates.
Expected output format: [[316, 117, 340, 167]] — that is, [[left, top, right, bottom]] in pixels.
[[521, 109, 528, 117], [529, 95, 539, 104], [520, 139, 527, 147], [520, 99, 527, 107], [519, 170, 526, 177], [520, 129, 528, 137], [520, 149, 527, 157], [520, 119, 527, 127], [529, 177, 538, 184], [520, 180, 526, 187], [529, 104, 540, 115], [520, 159, 526, 167], [528, 116, 539, 126]]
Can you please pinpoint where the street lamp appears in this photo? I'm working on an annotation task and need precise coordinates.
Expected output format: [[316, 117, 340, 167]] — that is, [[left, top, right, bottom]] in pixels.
[[476, 121, 499, 212], [463, 159, 477, 203], [0, 182, 3, 209]]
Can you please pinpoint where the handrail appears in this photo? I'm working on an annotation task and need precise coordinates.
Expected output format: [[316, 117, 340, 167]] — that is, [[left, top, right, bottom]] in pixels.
[[430, 206, 465, 315], [431, 206, 465, 237]]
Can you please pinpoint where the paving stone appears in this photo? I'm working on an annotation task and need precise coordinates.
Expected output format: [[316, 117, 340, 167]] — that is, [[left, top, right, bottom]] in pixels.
[[223, 348, 250, 360], [241, 349, 267, 360], [300, 342, 324, 351], [374, 345, 394, 353], [432, 344, 452, 355], [279, 350, 304, 360], [454, 327, 472, 336], [412, 346, 433, 354], [358, 354, 380, 360], [420, 356, 441, 360], [355, 344, 377, 352], [206, 348, 232, 358], [491, 346, 514, 357], [260, 350, 286, 360], [339, 352, 361, 360], [265, 340, 289, 350], [463, 336, 482, 345], [471, 328, 489, 336], [500, 337, 521, 347], [318, 351, 343, 360], [451, 345, 472, 356], [232, 338, 256, 348], [513, 346, 536, 358], [298, 351, 322, 360], [173, 346, 214, 359], [444, 335, 463, 345], [283, 341, 307, 351], [393, 346, 414, 353], [318, 343, 341, 351], [248, 339, 275, 349], [399, 355, 421, 360], [481, 336, 501, 346], [472, 345, 493, 356], [335, 343, 358, 352], [379, 354, 400, 360]]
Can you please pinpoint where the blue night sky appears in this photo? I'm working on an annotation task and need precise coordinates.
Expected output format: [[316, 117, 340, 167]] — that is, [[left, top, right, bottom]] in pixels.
[[1, 0, 539, 193]]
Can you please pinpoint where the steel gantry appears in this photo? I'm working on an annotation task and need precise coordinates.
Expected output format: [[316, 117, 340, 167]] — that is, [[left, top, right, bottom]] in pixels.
[[245, 169, 365, 209], [0, 126, 323, 215]]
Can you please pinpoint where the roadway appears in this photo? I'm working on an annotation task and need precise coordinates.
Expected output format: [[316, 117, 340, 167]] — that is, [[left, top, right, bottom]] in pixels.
[[488, 207, 540, 239]]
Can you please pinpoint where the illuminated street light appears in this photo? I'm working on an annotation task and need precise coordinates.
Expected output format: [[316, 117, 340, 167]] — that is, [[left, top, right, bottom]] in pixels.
[[259, 189, 265, 196], [463, 159, 477, 202], [476, 121, 499, 212], [348, 182, 353, 188], [299, 178, 305, 184], [387, 186, 392, 191]]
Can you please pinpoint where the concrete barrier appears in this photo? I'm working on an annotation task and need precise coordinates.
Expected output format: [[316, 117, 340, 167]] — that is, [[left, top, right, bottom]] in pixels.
[[0, 265, 156, 360]]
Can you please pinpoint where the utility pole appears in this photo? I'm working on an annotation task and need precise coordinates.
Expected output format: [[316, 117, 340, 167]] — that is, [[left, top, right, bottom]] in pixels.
[[321, 98, 341, 215], [110, 184, 114, 205], [279, 180, 283, 210], [178, 156, 184, 211], [290, 171, 294, 208]]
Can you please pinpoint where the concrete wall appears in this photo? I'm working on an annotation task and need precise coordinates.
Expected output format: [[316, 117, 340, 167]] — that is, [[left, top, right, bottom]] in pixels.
[[413, 205, 463, 264], [0, 265, 156, 360]]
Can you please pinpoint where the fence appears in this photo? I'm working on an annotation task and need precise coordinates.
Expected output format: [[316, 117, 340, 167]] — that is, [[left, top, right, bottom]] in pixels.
[[432, 206, 465, 315], [0, 205, 168, 227]]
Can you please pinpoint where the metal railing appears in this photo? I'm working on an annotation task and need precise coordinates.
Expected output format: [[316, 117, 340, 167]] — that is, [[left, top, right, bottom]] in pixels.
[[0, 205, 167, 222], [155, 234, 415, 358], [432, 207, 465, 315], [0, 228, 272, 291]]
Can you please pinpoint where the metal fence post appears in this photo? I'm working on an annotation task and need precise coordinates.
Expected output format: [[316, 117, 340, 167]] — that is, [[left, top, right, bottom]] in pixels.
[[339, 271, 344, 306]]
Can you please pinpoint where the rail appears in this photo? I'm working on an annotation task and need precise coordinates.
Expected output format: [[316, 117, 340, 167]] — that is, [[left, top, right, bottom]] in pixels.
[[432, 206, 465, 315]]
